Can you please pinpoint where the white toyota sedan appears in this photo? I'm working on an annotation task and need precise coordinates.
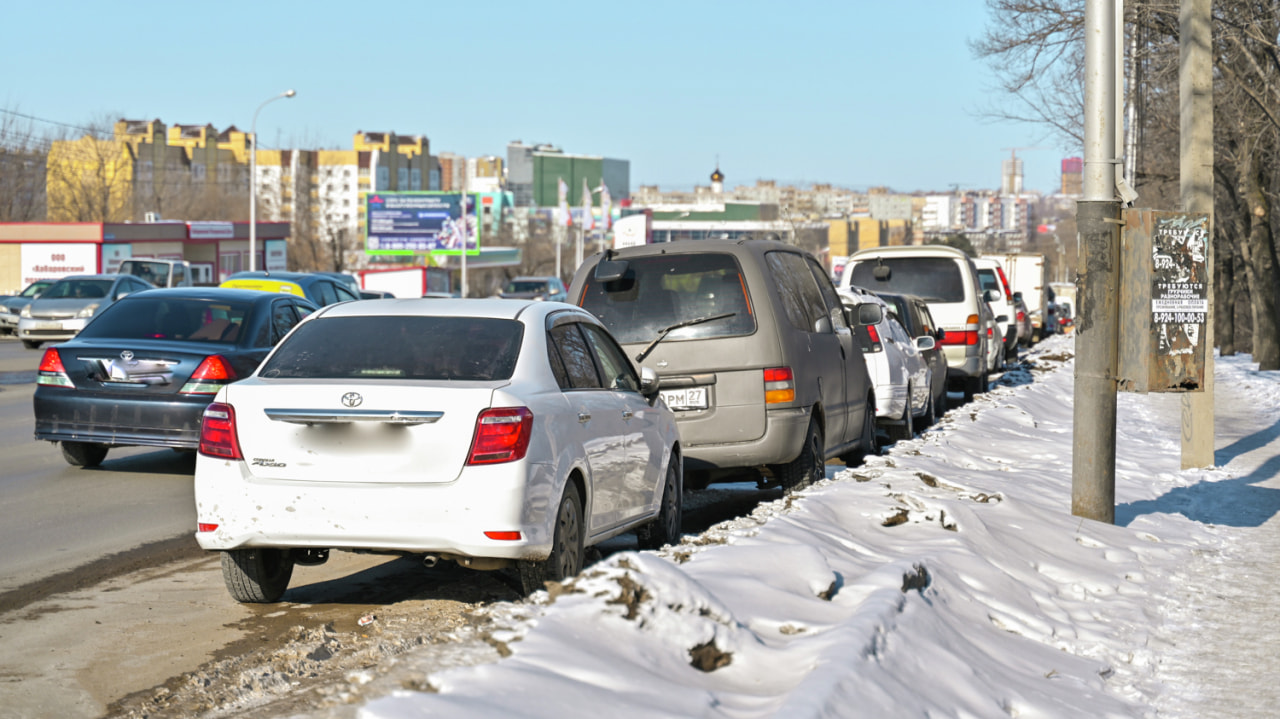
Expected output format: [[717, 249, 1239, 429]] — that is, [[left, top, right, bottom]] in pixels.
[[194, 298, 683, 603]]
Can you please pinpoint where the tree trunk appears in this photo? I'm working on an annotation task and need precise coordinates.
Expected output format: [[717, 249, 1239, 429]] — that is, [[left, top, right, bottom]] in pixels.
[[1216, 219, 1237, 356], [1240, 155, 1280, 370]]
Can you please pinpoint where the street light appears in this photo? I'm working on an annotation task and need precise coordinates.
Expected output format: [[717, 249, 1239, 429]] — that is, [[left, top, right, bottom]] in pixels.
[[249, 89, 296, 272]]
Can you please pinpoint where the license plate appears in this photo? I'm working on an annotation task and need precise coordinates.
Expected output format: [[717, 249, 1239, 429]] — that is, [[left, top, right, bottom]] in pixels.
[[659, 387, 709, 411], [35, 321, 62, 330]]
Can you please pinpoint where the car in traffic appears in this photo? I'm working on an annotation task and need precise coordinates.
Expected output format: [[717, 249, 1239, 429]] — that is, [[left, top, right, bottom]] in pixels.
[[194, 298, 682, 602], [219, 271, 361, 307], [839, 288, 934, 443], [499, 276, 569, 303], [973, 257, 1019, 362], [873, 290, 949, 427], [17, 274, 156, 349], [0, 279, 54, 335], [839, 245, 997, 402], [571, 239, 881, 492], [1012, 294, 1034, 347], [33, 288, 318, 468]]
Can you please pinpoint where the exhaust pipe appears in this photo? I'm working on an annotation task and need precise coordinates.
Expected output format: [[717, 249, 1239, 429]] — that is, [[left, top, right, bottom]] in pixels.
[[422, 554, 440, 569]]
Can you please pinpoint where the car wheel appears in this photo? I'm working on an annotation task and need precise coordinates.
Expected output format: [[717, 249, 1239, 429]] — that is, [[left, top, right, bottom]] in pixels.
[[60, 441, 108, 468], [636, 458, 682, 550], [935, 386, 948, 418], [771, 415, 824, 492], [518, 485, 584, 595], [842, 400, 879, 466], [920, 389, 936, 428], [220, 548, 295, 603], [889, 389, 914, 443], [22, 340, 41, 350]]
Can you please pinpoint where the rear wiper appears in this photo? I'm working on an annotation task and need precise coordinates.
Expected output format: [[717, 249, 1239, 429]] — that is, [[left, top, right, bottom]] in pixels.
[[635, 312, 736, 364]]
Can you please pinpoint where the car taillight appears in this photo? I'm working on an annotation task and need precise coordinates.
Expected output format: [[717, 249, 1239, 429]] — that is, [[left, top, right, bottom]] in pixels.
[[764, 367, 796, 404], [37, 348, 73, 388], [181, 355, 237, 395], [1017, 310, 1026, 322], [467, 407, 533, 465], [866, 324, 882, 350], [940, 314, 982, 346], [199, 402, 242, 460], [996, 267, 1013, 302]]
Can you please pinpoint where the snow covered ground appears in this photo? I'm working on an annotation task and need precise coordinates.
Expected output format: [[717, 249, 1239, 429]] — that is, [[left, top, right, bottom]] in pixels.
[[324, 335, 1280, 719]]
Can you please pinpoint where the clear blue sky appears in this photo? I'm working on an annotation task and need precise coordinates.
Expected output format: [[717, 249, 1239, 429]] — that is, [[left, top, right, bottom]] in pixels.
[[2, 0, 1073, 195]]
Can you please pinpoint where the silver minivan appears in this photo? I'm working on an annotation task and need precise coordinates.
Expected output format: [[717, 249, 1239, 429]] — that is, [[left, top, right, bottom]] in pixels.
[[837, 245, 997, 401], [570, 239, 881, 491]]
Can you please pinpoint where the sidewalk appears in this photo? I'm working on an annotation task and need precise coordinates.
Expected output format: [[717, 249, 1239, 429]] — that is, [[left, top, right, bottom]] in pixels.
[[1143, 358, 1280, 717]]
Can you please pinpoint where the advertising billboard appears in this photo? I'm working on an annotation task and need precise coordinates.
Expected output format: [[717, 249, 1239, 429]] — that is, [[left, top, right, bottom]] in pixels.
[[366, 192, 480, 256]]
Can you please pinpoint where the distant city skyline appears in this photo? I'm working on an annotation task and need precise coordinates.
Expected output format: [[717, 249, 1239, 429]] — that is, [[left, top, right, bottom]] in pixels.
[[1, 1, 1074, 196]]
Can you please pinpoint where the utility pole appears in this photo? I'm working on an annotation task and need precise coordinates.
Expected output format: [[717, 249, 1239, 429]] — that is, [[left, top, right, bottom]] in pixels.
[[1072, 0, 1121, 523], [1180, 0, 1214, 468]]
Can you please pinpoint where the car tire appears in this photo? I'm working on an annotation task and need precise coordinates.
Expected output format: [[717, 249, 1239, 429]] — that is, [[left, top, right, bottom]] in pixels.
[[920, 389, 936, 428], [889, 390, 914, 443], [636, 458, 682, 550], [22, 340, 41, 350], [771, 415, 824, 492], [221, 548, 295, 603], [61, 441, 108, 468], [842, 400, 879, 466], [518, 485, 584, 595]]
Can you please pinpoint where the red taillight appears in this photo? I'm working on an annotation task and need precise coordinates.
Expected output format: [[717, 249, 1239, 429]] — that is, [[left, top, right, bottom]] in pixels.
[[866, 324, 881, 345], [1017, 310, 1026, 322], [484, 531, 522, 541], [181, 355, 237, 394], [941, 330, 980, 346], [467, 407, 533, 465], [199, 402, 242, 460], [37, 348, 73, 388], [764, 366, 796, 404], [198, 523, 219, 533], [996, 267, 1013, 302]]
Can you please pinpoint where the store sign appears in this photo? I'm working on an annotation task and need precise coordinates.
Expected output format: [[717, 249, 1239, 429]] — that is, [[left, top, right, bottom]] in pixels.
[[20, 244, 98, 286], [188, 221, 235, 239], [103, 244, 132, 274]]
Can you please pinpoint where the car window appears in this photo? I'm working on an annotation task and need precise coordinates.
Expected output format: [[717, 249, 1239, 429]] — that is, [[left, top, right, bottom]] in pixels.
[[261, 316, 523, 381], [42, 279, 112, 299], [549, 323, 602, 389], [848, 257, 965, 303], [293, 300, 315, 319], [580, 323, 640, 392], [915, 302, 938, 337], [334, 283, 359, 302], [577, 252, 756, 344], [766, 251, 826, 333], [77, 297, 251, 342], [806, 256, 849, 330], [312, 281, 338, 306], [976, 269, 1001, 295], [270, 301, 300, 344]]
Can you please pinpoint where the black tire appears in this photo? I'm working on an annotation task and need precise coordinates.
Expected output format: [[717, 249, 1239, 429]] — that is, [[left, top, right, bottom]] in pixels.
[[518, 485, 584, 595], [22, 340, 41, 350], [636, 458, 682, 550], [60, 441, 108, 468], [919, 388, 936, 428], [843, 399, 879, 466], [935, 387, 948, 418], [771, 415, 824, 492], [221, 548, 294, 603], [889, 390, 914, 443]]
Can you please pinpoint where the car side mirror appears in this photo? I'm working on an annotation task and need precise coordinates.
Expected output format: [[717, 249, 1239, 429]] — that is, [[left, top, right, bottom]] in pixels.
[[916, 336, 937, 351], [813, 315, 833, 334], [640, 366, 660, 399], [983, 289, 1002, 303], [856, 303, 883, 326]]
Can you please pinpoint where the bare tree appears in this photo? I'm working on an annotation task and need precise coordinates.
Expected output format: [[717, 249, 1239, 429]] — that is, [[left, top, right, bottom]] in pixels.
[[0, 108, 48, 221]]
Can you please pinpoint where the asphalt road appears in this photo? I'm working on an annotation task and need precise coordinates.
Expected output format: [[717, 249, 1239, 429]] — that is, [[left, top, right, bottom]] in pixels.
[[0, 338, 202, 601]]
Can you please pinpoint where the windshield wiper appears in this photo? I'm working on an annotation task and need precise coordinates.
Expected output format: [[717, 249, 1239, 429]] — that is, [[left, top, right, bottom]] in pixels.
[[635, 312, 737, 363]]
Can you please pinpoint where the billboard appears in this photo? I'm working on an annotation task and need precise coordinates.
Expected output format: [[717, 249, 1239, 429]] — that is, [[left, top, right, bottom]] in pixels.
[[365, 192, 480, 256]]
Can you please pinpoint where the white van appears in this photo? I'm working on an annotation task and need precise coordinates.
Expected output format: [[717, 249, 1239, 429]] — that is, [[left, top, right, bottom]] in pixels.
[[837, 245, 997, 401]]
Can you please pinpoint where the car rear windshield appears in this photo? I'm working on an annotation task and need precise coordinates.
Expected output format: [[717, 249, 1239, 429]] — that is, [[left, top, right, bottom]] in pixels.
[[847, 257, 965, 303], [41, 279, 114, 299], [976, 269, 1001, 295], [79, 297, 252, 342], [259, 316, 523, 381], [506, 280, 549, 293], [577, 253, 756, 344]]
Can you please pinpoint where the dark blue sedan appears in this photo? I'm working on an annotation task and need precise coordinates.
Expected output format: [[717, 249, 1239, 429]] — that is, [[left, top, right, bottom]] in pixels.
[[33, 288, 318, 468]]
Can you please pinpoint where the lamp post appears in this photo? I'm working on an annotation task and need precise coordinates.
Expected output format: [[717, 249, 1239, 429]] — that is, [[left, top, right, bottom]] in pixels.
[[249, 89, 296, 272]]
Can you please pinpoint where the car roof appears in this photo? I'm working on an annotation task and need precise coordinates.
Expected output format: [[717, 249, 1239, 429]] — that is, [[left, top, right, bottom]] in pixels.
[[589, 237, 801, 259], [52, 274, 126, 281], [121, 286, 312, 304], [850, 245, 969, 259], [313, 297, 591, 322]]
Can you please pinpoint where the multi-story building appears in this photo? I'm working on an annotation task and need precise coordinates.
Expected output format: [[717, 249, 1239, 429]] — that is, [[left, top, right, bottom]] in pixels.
[[1061, 157, 1083, 196]]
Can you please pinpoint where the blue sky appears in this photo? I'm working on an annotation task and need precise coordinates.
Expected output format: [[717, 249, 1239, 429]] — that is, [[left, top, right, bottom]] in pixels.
[[2, 1, 1073, 195]]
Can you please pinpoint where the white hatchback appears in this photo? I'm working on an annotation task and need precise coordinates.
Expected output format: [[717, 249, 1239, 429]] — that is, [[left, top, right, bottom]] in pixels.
[[194, 298, 683, 603], [840, 288, 935, 443]]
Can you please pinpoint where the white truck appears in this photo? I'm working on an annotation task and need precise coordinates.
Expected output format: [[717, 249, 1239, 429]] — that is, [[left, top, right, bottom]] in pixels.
[[981, 253, 1050, 341], [118, 258, 193, 288]]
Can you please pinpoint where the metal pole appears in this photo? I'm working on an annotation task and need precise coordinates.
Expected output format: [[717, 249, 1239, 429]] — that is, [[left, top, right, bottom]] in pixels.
[[1180, 0, 1214, 468], [1073, 0, 1120, 524], [249, 90, 295, 273], [460, 191, 468, 299]]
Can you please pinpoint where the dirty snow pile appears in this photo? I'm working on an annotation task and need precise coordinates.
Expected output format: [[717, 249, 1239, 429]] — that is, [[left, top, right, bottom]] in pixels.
[[340, 337, 1280, 719]]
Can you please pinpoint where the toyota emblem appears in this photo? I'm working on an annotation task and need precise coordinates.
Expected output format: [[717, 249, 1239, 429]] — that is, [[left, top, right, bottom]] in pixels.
[[341, 392, 363, 408], [120, 350, 134, 362]]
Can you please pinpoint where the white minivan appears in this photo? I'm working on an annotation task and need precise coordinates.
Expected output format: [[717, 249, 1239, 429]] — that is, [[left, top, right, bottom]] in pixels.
[[837, 245, 997, 402]]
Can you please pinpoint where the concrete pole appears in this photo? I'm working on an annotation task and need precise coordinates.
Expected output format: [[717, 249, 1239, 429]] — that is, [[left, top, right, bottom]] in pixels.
[[1180, 0, 1214, 468], [1073, 0, 1121, 523]]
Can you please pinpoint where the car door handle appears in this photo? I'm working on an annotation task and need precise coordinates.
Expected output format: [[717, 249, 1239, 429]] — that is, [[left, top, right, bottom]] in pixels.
[[621, 410, 634, 420], [578, 412, 591, 423]]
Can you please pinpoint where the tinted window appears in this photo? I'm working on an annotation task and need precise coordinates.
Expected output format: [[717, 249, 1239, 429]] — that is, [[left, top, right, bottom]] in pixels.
[[766, 251, 826, 332], [806, 256, 848, 330], [550, 323, 602, 389], [976, 269, 1001, 294], [260, 316, 523, 381], [581, 323, 640, 392], [334, 283, 359, 302], [312, 281, 338, 306], [270, 301, 299, 344], [847, 257, 965, 303], [42, 279, 113, 299], [578, 253, 756, 344], [78, 297, 251, 342], [507, 280, 550, 293]]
